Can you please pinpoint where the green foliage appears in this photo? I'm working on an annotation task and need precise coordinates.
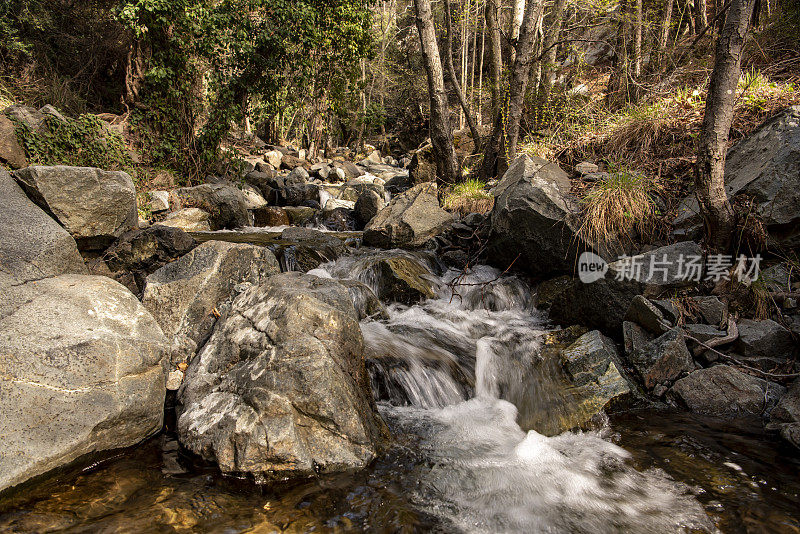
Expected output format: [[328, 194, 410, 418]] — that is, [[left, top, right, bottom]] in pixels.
[[14, 114, 133, 170]]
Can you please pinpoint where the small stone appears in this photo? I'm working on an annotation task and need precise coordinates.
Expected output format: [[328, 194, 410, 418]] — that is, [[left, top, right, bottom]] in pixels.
[[150, 190, 170, 213], [575, 161, 599, 175], [166, 370, 184, 391]]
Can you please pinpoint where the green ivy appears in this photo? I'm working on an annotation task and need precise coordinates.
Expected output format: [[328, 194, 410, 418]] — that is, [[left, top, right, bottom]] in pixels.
[[13, 114, 133, 169]]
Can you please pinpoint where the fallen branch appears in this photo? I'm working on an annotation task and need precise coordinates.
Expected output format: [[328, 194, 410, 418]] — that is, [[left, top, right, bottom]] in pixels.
[[691, 314, 739, 357]]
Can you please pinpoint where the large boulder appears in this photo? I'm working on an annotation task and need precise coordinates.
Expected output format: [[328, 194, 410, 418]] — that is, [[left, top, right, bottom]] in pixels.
[[625, 327, 694, 391], [673, 106, 800, 248], [176, 183, 250, 230], [488, 155, 583, 277], [734, 319, 796, 369], [0, 169, 87, 282], [408, 144, 436, 185], [157, 208, 212, 232], [102, 225, 197, 295], [364, 182, 454, 248], [177, 273, 388, 481], [13, 166, 138, 249], [0, 274, 169, 493], [0, 114, 27, 169], [142, 241, 280, 366], [354, 189, 385, 226], [668, 365, 785, 418]]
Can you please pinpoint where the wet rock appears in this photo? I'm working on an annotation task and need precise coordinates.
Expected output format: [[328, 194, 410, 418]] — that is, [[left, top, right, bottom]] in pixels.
[[364, 182, 454, 248], [627, 328, 694, 390], [322, 207, 357, 231], [278, 228, 347, 272], [354, 190, 384, 226], [0, 274, 169, 493], [0, 114, 27, 168], [283, 206, 318, 226], [673, 106, 800, 248], [323, 198, 356, 211], [176, 183, 250, 230], [142, 241, 279, 366], [368, 255, 438, 304], [177, 273, 387, 481], [767, 379, 800, 449], [669, 365, 785, 418], [488, 155, 584, 277], [0, 168, 87, 282], [13, 166, 138, 250], [157, 208, 212, 232], [253, 206, 290, 227], [103, 225, 197, 295]]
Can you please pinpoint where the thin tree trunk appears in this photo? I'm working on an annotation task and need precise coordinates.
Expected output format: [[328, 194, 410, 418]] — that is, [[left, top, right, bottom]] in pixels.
[[445, 0, 482, 146], [634, 0, 643, 76], [480, 0, 504, 179], [658, 0, 675, 69], [413, 0, 460, 184], [477, 10, 486, 126], [536, 0, 568, 128], [695, 0, 757, 251], [608, 0, 631, 106], [696, 0, 708, 29], [483, 0, 545, 178]]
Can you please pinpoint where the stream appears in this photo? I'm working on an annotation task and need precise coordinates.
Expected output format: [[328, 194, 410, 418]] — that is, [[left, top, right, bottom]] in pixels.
[[1, 244, 799, 533]]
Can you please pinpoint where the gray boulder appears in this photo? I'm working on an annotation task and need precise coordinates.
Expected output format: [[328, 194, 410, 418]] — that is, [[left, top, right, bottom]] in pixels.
[[176, 183, 250, 229], [627, 328, 694, 390], [733, 318, 796, 371], [673, 106, 800, 248], [488, 155, 583, 276], [279, 183, 319, 207], [0, 114, 27, 169], [354, 189, 385, 226], [13, 166, 138, 249], [364, 182, 454, 248], [177, 273, 387, 481], [0, 274, 169, 493], [158, 208, 212, 232], [286, 166, 309, 186], [0, 169, 87, 282], [142, 241, 279, 366], [669, 365, 785, 418]]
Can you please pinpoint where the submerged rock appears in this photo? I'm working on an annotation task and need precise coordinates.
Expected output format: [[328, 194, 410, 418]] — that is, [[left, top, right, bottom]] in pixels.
[[669, 365, 785, 418], [142, 241, 279, 367], [0, 168, 87, 282], [0, 274, 169, 493], [364, 182, 453, 248], [13, 165, 138, 249], [177, 273, 388, 481]]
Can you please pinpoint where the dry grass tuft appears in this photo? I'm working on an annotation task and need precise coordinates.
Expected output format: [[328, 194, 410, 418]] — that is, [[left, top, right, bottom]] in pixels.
[[443, 178, 494, 216], [577, 169, 660, 253]]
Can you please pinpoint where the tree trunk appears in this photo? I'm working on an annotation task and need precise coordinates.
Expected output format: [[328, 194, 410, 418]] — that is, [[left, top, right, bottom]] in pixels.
[[477, 12, 486, 126], [695, 0, 757, 251], [607, 0, 631, 106], [658, 0, 675, 69], [634, 0, 643, 77], [413, 0, 460, 184], [445, 0, 483, 147], [482, 0, 545, 178], [480, 0, 504, 179], [536, 0, 568, 128]]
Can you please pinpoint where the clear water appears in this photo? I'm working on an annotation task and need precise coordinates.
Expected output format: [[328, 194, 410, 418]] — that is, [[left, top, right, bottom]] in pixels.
[[2, 251, 799, 533]]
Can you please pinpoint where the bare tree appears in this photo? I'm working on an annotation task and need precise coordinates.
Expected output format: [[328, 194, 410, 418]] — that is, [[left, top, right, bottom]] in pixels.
[[481, 0, 545, 178], [535, 0, 568, 128], [444, 0, 482, 145], [413, 0, 460, 184], [695, 0, 758, 251], [657, 0, 675, 69], [634, 0, 643, 77]]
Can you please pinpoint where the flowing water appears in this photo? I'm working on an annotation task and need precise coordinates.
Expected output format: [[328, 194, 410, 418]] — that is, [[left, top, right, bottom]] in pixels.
[[2, 248, 799, 533]]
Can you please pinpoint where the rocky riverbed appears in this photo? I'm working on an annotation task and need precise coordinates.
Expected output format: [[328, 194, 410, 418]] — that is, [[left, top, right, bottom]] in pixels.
[[1, 106, 800, 532]]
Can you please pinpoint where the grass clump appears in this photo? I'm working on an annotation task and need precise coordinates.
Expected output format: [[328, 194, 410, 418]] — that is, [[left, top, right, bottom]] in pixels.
[[577, 168, 659, 253], [443, 178, 494, 216]]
